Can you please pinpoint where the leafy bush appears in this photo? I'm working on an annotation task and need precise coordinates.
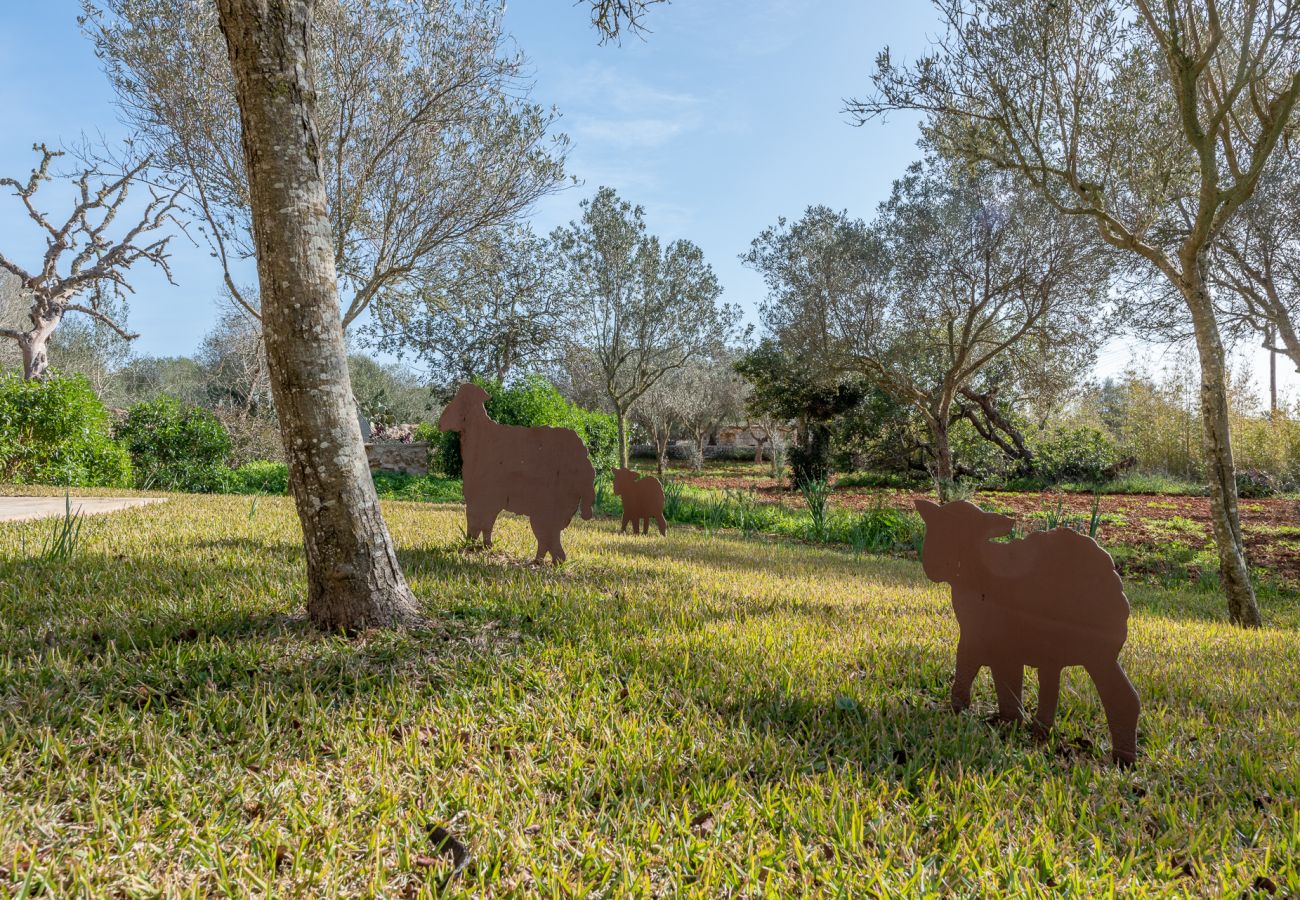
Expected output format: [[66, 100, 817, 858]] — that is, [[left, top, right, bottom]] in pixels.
[[213, 409, 284, 466], [788, 426, 832, 486], [837, 470, 928, 490], [0, 373, 132, 486], [371, 471, 463, 503], [438, 376, 617, 478], [115, 396, 232, 492], [225, 460, 290, 495], [1235, 468, 1277, 499], [1029, 426, 1122, 484], [847, 500, 915, 554]]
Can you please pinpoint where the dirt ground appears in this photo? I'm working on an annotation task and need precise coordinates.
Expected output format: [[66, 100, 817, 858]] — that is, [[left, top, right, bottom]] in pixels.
[[679, 470, 1300, 588]]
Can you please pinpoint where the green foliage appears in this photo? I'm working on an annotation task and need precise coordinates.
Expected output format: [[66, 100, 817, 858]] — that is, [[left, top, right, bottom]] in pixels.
[[37, 494, 88, 562], [114, 396, 232, 492], [349, 355, 431, 428], [836, 470, 928, 490], [798, 477, 833, 542], [438, 376, 617, 478], [1028, 425, 1122, 484], [846, 499, 917, 554], [1235, 468, 1278, 499], [371, 471, 463, 503], [0, 373, 132, 487], [220, 459, 461, 504], [224, 460, 290, 496], [735, 340, 863, 485], [661, 478, 686, 519]]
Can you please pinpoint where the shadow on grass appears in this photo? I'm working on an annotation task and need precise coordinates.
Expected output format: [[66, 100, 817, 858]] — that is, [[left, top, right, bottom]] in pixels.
[[2, 523, 1288, 788], [602, 527, 926, 589]]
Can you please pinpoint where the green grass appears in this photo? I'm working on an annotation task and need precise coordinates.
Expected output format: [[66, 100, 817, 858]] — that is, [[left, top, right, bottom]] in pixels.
[[1, 495, 1298, 895]]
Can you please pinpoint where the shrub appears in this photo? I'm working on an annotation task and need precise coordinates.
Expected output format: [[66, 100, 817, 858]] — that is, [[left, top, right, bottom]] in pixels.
[[115, 396, 232, 492], [437, 376, 618, 478], [848, 500, 913, 554], [225, 460, 290, 495], [1029, 425, 1122, 484], [837, 470, 928, 490], [371, 471, 463, 503], [1235, 468, 1277, 499], [0, 373, 132, 487], [213, 409, 284, 466], [788, 426, 832, 486]]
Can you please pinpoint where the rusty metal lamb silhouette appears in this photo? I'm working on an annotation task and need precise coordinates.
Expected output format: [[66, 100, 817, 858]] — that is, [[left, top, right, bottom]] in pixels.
[[914, 499, 1140, 764], [438, 383, 596, 564], [612, 468, 667, 535]]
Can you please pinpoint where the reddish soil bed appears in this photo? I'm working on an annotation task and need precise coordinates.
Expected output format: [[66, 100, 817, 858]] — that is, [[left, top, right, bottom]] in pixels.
[[680, 471, 1300, 587]]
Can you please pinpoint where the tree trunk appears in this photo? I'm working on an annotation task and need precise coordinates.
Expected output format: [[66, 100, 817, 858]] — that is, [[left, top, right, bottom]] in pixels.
[[1182, 270, 1261, 627], [18, 307, 60, 381], [615, 406, 629, 468], [216, 0, 420, 631], [652, 423, 669, 477], [1267, 324, 1278, 418], [930, 414, 954, 501]]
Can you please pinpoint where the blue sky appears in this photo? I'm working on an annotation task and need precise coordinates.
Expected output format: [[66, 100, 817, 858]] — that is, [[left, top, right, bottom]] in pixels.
[[0, 0, 1293, 399]]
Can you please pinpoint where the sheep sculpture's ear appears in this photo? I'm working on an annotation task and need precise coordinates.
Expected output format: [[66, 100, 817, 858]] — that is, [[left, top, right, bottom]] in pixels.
[[914, 498, 940, 522], [984, 513, 1014, 539]]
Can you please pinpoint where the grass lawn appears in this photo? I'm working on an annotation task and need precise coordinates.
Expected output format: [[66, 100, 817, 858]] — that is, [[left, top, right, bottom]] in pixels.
[[2, 495, 1298, 896]]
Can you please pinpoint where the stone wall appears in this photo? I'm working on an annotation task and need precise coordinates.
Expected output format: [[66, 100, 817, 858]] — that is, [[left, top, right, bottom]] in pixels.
[[365, 441, 430, 476]]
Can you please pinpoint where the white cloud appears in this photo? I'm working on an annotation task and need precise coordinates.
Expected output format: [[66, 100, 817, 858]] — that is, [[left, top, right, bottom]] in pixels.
[[572, 117, 687, 148], [547, 61, 706, 151]]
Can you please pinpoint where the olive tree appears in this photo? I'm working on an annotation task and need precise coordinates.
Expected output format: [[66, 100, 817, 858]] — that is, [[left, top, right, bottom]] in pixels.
[[746, 165, 1106, 499], [851, 0, 1300, 625], [1210, 154, 1300, 405], [0, 145, 178, 380], [85, 0, 568, 331], [208, 0, 661, 631], [369, 224, 565, 388], [553, 187, 741, 467]]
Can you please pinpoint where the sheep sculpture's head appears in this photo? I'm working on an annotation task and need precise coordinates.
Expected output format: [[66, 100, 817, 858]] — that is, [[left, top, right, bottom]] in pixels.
[[438, 383, 491, 433], [914, 498, 1015, 585], [612, 467, 638, 497]]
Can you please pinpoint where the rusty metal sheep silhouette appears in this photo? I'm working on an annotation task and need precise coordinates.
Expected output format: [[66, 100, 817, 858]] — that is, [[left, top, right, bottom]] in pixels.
[[914, 499, 1141, 764], [612, 468, 667, 535], [439, 383, 596, 565]]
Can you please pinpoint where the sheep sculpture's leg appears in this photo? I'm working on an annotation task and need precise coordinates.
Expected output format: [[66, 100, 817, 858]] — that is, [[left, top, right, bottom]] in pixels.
[[990, 661, 1025, 722], [655, 513, 666, 536], [529, 517, 567, 566], [951, 637, 980, 713], [463, 508, 476, 544], [1032, 666, 1062, 741], [466, 504, 496, 548], [1085, 659, 1140, 766], [529, 517, 550, 564], [620, 514, 631, 533]]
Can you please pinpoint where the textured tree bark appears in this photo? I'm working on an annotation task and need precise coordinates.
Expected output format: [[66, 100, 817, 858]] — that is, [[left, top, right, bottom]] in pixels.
[[19, 310, 59, 381], [929, 414, 954, 501], [1183, 265, 1261, 627], [215, 0, 420, 630], [615, 407, 629, 469]]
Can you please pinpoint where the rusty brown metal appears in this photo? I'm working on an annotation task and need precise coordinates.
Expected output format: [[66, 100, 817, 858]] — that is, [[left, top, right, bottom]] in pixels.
[[914, 498, 1140, 764], [612, 468, 667, 535], [439, 383, 596, 564]]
